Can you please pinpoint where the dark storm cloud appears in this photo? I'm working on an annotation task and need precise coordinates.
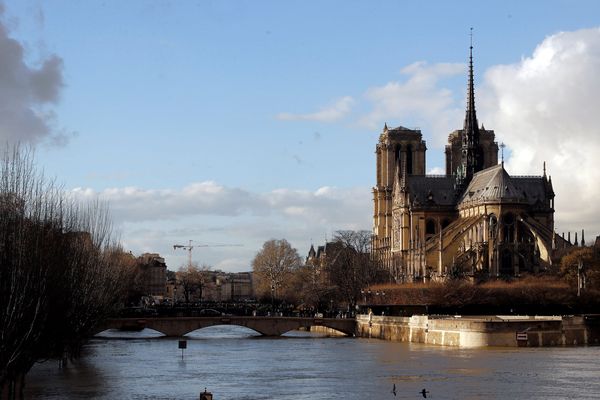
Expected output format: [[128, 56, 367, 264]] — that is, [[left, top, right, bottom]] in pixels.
[[0, 13, 66, 145]]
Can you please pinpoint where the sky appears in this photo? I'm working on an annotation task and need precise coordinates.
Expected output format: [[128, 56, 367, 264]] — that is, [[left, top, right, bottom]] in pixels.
[[2, 0, 600, 271]]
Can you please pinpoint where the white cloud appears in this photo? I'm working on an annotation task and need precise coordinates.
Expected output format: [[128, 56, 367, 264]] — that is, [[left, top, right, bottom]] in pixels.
[[72, 181, 263, 222], [0, 13, 67, 146], [215, 257, 253, 273], [478, 27, 600, 237], [72, 182, 371, 228], [358, 62, 464, 145], [72, 182, 372, 271], [276, 96, 355, 122], [427, 166, 445, 175]]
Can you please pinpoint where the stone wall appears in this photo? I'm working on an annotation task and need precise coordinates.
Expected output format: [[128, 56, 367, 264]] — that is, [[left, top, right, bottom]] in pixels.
[[356, 314, 600, 347]]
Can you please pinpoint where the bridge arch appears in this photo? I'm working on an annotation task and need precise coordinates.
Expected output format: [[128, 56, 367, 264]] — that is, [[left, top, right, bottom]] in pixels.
[[94, 317, 356, 338]]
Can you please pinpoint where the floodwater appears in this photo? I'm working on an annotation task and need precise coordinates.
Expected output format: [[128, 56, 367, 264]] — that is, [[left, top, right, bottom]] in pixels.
[[25, 326, 600, 399]]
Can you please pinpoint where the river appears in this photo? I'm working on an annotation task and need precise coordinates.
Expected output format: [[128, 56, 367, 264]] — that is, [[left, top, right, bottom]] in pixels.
[[25, 326, 600, 399]]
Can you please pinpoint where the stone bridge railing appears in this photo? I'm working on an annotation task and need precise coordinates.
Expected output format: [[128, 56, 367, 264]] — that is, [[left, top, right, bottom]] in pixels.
[[93, 316, 356, 337]]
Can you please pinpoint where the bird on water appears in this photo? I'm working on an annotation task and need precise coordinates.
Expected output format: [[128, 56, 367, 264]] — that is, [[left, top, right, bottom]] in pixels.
[[420, 388, 429, 398]]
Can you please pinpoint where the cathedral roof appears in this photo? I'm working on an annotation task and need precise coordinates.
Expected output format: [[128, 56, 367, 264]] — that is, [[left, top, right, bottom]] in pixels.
[[512, 176, 551, 205], [406, 175, 456, 207], [459, 164, 548, 206]]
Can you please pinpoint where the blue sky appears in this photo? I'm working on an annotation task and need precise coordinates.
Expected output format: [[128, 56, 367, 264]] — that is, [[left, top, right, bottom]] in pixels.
[[2, 1, 600, 270]]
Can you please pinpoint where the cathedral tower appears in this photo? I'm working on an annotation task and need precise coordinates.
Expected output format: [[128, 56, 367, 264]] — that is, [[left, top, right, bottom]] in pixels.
[[372, 125, 426, 270]]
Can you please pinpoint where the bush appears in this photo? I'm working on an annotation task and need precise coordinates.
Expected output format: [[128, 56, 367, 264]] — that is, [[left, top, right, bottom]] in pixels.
[[367, 276, 575, 310]]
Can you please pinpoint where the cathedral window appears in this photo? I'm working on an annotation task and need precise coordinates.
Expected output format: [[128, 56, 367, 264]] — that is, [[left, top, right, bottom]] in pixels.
[[502, 213, 515, 243], [489, 214, 498, 239], [426, 219, 436, 235]]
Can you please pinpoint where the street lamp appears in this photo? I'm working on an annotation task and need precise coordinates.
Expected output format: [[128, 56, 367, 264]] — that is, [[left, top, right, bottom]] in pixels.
[[330, 299, 334, 317], [271, 284, 275, 314], [377, 291, 386, 315], [577, 257, 585, 297]]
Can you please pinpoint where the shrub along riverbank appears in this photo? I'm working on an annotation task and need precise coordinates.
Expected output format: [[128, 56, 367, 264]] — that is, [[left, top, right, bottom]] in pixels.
[[365, 276, 600, 316]]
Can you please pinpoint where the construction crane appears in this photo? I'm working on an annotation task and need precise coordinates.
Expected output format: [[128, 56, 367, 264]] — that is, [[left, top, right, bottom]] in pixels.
[[173, 239, 242, 268]]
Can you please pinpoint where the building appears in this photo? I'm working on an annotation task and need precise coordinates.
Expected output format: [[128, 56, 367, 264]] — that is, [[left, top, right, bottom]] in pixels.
[[305, 241, 345, 279], [137, 253, 167, 297], [218, 272, 254, 301], [202, 271, 254, 302], [372, 45, 569, 283]]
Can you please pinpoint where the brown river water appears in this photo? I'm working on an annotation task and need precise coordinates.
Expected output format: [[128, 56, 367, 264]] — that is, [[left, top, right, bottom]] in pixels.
[[24, 326, 600, 399]]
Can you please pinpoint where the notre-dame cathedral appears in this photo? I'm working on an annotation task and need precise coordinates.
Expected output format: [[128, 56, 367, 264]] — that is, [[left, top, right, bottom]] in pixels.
[[372, 45, 568, 282]]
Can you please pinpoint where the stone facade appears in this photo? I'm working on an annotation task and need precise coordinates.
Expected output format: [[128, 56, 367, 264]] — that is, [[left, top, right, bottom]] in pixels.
[[137, 253, 167, 296], [372, 46, 568, 282], [199, 271, 254, 302]]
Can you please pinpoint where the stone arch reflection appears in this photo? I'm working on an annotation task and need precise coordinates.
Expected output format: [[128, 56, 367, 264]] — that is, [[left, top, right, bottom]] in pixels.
[[185, 325, 262, 339]]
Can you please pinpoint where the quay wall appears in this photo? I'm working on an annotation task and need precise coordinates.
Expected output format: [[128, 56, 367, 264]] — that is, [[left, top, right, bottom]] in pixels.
[[356, 314, 600, 347]]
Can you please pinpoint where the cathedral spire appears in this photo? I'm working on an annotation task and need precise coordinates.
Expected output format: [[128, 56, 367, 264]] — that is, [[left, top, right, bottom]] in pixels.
[[458, 28, 482, 188], [464, 29, 479, 138], [543, 161, 547, 178]]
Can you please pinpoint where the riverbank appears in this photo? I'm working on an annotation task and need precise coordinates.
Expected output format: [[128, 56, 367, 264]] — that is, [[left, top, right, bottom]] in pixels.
[[356, 314, 600, 347]]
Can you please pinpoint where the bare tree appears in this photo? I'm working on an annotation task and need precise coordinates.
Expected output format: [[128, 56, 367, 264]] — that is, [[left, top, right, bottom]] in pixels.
[[0, 146, 128, 399], [252, 239, 301, 303], [560, 247, 600, 294], [295, 258, 331, 311], [326, 230, 387, 309], [176, 263, 210, 303], [118, 251, 146, 306]]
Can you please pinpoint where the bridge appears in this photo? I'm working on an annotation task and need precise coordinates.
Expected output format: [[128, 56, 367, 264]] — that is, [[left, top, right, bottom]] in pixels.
[[93, 316, 356, 337]]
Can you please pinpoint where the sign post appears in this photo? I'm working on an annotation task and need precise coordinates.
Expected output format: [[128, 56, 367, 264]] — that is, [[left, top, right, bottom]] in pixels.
[[178, 340, 187, 359]]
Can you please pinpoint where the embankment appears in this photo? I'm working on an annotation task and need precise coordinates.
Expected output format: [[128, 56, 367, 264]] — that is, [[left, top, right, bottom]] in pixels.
[[356, 314, 600, 347]]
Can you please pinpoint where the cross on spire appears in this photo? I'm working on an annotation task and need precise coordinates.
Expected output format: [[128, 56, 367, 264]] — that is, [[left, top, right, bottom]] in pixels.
[[470, 27, 473, 49]]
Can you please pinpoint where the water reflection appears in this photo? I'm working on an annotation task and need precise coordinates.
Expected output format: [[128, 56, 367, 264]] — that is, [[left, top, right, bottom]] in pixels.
[[96, 325, 333, 340], [95, 328, 165, 339], [186, 325, 261, 339]]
